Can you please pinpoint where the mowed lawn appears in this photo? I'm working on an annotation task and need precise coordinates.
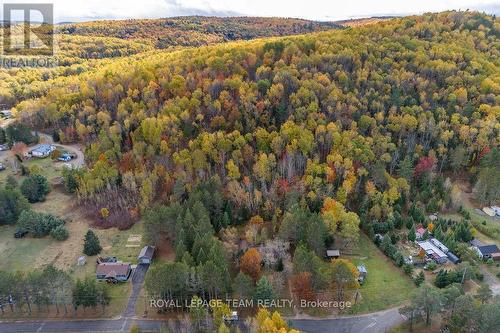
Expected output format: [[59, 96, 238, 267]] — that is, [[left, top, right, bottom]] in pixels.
[[0, 225, 55, 271], [345, 234, 414, 314]]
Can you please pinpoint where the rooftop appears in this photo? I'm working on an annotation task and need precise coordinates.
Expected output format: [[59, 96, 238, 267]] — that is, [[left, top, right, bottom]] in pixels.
[[96, 262, 130, 277], [478, 245, 500, 256], [138, 245, 155, 260], [31, 144, 55, 154], [326, 249, 340, 257], [418, 240, 447, 258]]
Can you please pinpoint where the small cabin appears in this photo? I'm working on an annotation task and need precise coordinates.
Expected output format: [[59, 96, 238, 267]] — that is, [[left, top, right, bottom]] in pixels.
[[325, 249, 340, 259]]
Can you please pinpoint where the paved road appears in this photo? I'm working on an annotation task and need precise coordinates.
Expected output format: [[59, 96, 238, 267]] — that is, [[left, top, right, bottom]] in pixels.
[[0, 318, 163, 333], [123, 264, 150, 317], [290, 307, 404, 333], [0, 308, 404, 333]]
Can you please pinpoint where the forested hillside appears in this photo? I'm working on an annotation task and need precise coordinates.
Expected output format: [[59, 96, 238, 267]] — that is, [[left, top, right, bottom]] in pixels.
[[1, 11, 499, 320], [59, 16, 341, 48], [14, 11, 498, 230], [1, 16, 340, 110]]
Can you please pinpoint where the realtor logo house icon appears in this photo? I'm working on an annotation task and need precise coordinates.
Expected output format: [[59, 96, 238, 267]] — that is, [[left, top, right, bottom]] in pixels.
[[2, 3, 54, 56]]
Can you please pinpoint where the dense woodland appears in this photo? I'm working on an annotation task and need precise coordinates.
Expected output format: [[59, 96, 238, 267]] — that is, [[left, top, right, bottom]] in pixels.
[[14, 11, 499, 224], [0, 17, 340, 109], [0, 11, 499, 328], [59, 16, 342, 48]]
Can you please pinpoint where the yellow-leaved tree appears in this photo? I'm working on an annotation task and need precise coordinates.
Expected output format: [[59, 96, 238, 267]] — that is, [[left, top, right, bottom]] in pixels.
[[255, 308, 299, 333]]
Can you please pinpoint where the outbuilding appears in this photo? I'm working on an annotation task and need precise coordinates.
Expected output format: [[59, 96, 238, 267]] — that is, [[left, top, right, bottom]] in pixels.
[[325, 249, 340, 259], [138, 245, 155, 264], [447, 252, 460, 264], [476, 245, 500, 261]]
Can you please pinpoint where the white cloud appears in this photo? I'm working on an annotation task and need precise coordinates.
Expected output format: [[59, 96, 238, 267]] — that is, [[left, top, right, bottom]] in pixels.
[[1, 0, 498, 22]]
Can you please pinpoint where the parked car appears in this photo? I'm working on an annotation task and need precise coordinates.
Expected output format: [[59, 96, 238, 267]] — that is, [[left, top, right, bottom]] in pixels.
[[223, 311, 239, 322], [0, 163, 5, 171], [0, 144, 9, 151], [14, 229, 28, 238], [58, 154, 72, 162], [96, 256, 118, 264]]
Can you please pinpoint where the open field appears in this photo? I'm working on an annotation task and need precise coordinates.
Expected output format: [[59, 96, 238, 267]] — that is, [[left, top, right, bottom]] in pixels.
[[0, 188, 146, 274], [0, 187, 145, 318], [345, 234, 414, 314], [0, 153, 63, 184]]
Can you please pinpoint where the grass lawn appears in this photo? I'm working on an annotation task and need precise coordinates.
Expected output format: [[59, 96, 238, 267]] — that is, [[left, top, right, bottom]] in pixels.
[[466, 209, 500, 243], [0, 188, 145, 318], [345, 234, 415, 314], [0, 224, 55, 271], [0, 156, 63, 185], [388, 318, 443, 333]]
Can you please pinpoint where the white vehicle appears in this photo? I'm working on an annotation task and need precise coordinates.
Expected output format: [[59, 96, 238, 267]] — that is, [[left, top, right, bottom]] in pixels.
[[223, 311, 238, 322]]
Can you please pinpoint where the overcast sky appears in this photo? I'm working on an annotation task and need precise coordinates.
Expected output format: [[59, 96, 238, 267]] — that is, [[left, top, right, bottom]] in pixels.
[[2, 0, 499, 22]]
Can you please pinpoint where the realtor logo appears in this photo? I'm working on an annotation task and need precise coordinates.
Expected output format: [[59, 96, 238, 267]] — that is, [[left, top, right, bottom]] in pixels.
[[2, 3, 54, 56]]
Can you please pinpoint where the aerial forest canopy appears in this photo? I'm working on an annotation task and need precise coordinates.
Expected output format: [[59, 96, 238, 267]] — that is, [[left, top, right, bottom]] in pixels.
[[58, 16, 342, 48], [12, 11, 499, 230], [0, 16, 340, 109]]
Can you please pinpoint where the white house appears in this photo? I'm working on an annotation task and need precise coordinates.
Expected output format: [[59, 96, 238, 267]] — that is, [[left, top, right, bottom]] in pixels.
[[31, 144, 56, 158]]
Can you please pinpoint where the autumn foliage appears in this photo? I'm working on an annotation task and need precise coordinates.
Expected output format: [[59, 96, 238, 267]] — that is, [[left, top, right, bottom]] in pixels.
[[240, 248, 262, 281], [290, 272, 315, 301]]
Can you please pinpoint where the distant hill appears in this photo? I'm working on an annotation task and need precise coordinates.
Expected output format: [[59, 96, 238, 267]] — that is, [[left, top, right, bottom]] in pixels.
[[58, 16, 343, 48], [334, 16, 395, 27]]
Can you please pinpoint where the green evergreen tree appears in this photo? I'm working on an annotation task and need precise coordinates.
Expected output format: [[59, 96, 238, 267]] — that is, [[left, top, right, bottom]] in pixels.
[[20, 174, 50, 203], [408, 225, 416, 242], [414, 271, 425, 286], [0, 186, 30, 225], [5, 175, 17, 190], [83, 230, 102, 256], [254, 276, 274, 301]]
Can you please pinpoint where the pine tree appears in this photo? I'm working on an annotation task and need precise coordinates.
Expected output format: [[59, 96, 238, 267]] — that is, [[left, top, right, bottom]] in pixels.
[[414, 271, 425, 286], [434, 224, 443, 241], [254, 276, 274, 301], [435, 269, 449, 288], [408, 225, 416, 242], [83, 230, 102, 256]]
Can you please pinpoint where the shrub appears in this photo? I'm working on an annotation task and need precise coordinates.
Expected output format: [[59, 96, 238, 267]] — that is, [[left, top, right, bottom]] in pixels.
[[62, 167, 83, 193], [51, 225, 69, 241], [403, 263, 414, 275], [18, 210, 65, 237], [426, 261, 437, 271], [0, 187, 30, 225], [414, 271, 425, 286], [20, 174, 50, 203]]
